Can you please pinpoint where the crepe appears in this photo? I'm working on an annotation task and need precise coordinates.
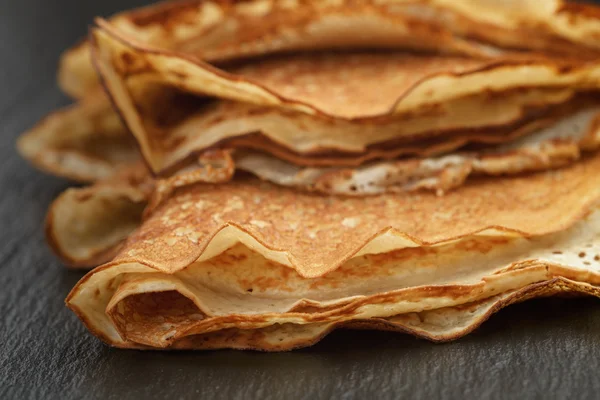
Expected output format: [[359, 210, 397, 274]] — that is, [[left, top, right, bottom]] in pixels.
[[135, 280, 600, 350], [25, 40, 586, 181], [92, 22, 600, 175], [237, 107, 600, 195], [46, 150, 236, 268], [93, 20, 600, 121], [17, 94, 138, 182], [45, 163, 151, 266], [59, 0, 504, 99], [45, 0, 511, 180], [59, 0, 600, 99], [66, 154, 600, 350], [20, 0, 600, 351], [18, 87, 582, 180], [24, 1, 600, 181], [44, 105, 600, 268]]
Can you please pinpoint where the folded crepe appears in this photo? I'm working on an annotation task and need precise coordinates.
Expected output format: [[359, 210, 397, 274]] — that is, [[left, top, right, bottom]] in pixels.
[[57, 0, 500, 99], [237, 106, 600, 195], [17, 86, 582, 182], [44, 0, 514, 180], [45, 163, 151, 266], [54, 0, 507, 168], [91, 22, 600, 177], [47, 150, 235, 267], [21, 28, 593, 182], [16, 93, 138, 182], [66, 154, 600, 350], [59, 0, 600, 99]]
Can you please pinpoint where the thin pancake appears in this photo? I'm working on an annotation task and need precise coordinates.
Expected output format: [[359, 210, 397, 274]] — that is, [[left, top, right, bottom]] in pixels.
[[105, 71, 582, 174], [60, 0, 504, 99], [16, 94, 138, 182], [95, 154, 600, 278], [60, 0, 600, 99], [45, 163, 151, 267], [93, 24, 600, 174], [165, 280, 600, 351], [93, 21, 600, 121], [46, 152, 235, 268], [67, 197, 600, 349], [19, 87, 582, 180], [237, 107, 600, 195]]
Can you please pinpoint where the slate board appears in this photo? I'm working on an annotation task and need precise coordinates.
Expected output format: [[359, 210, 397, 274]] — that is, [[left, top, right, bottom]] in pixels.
[[2, 1, 600, 399]]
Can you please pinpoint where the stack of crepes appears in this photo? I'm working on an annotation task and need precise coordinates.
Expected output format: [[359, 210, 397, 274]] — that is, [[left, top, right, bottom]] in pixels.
[[17, 0, 600, 350]]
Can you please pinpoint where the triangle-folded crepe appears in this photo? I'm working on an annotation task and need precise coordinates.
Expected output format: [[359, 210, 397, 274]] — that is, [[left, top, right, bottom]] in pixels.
[[92, 21, 600, 177], [66, 154, 600, 349], [23, 0, 600, 181], [60, 0, 600, 99]]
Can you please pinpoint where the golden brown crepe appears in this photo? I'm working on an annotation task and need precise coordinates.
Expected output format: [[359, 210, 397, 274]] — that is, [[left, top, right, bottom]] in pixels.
[[92, 20, 600, 121], [25, 27, 594, 182], [92, 21, 600, 176], [46, 150, 235, 268], [18, 87, 582, 181], [45, 163, 151, 267], [17, 94, 138, 182], [46, 0, 513, 180], [59, 0, 600, 99], [66, 154, 600, 350], [54, 148, 600, 268], [58, 0, 504, 99], [23, 1, 600, 182], [237, 107, 600, 195]]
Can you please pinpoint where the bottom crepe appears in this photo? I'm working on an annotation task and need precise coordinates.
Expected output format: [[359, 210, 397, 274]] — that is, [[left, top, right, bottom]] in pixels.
[[67, 157, 600, 350]]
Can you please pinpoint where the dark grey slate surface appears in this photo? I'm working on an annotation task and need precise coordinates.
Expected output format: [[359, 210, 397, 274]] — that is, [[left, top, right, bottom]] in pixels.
[[1, 1, 600, 398]]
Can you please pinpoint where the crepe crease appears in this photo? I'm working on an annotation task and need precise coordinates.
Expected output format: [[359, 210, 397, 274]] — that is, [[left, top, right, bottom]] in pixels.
[[15, 0, 600, 350]]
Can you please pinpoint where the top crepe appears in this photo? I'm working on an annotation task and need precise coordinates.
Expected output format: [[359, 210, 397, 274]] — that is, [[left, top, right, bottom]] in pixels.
[[93, 21, 600, 121], [91, 21, 600, 175], [60, 0, 600, 99], [21, 0, 600, 181]]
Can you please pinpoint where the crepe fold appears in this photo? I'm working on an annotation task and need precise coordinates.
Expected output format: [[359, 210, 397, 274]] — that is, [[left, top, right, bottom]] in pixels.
[[17, 86, 585, 183], [59, 0, 600, 99], [89, 21, 600, 192], [67, 154, 600, 350], [46, 151, 235, 268]]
